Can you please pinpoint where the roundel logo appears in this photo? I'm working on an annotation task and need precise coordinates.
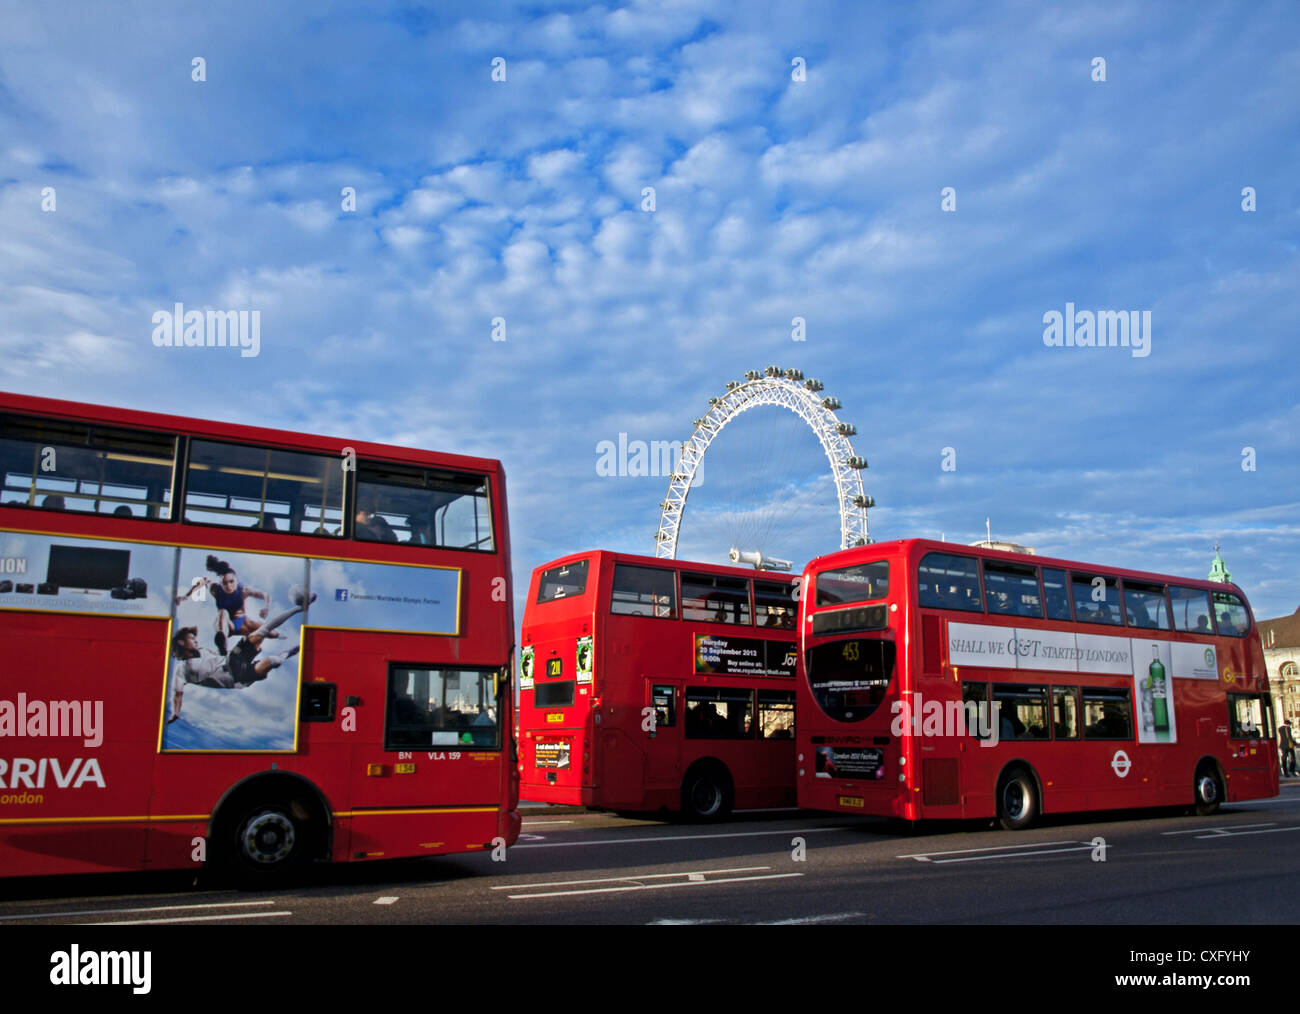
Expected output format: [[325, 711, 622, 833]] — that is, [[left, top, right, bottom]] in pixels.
[[1111, 750, 1132, 778], [1204, 648, 1214, 667]]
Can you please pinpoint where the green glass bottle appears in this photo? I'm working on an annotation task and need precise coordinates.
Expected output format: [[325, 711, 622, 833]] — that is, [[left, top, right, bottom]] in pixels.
[[1146, 644, 1168, 732]]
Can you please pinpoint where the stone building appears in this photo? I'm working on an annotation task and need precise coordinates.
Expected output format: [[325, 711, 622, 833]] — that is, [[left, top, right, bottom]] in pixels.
[[1259, 606, 1300, 734]]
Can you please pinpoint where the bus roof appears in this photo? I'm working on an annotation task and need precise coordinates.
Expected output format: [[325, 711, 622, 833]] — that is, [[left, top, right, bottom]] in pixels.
[[529, 547, 799, 582], [0, 390, 504, 476], [809, 537, 1250, 601]]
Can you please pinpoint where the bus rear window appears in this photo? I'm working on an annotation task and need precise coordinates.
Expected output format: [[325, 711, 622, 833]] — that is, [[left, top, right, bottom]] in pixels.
[[536, 560, 589, 603], [806, 638, 896, 722], [815, 561, 889, 606]]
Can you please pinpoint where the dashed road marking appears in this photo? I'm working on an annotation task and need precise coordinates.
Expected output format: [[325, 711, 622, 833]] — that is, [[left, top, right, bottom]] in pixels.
[[0, 900, 278, 923], [899, 840, 1095, 864], [79, 911, 293, 926], [498, 866, 804, 899], [511, 826, 848, 849]]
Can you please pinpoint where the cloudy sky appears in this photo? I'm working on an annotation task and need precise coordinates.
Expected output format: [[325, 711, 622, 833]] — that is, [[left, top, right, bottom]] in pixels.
[[3, 1, 1297, 622]]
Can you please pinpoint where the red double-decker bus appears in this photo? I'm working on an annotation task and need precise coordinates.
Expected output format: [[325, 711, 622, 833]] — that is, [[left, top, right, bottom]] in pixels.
[[0, 392, 519, 881], [796, 538, 1277, 828], [519, 550, 800, 819]]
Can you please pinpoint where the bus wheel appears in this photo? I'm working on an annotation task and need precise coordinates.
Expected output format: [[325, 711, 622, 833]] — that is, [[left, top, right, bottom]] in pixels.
[[1194, 766, 1223, 816], [996, 768, 1037, 831], [217, 797, 312, 886], [682, 766, 733, 822]]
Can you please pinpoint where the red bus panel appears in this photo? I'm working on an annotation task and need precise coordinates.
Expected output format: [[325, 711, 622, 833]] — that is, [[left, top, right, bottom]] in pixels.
[[0, 391, 519, 879], [796, 539, 1277, 827], [519, 550, 799, 819]]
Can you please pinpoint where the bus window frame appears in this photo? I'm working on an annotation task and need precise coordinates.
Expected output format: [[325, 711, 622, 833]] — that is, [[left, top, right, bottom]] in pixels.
[[610, 563, 679, 620], [352, 459, 497, 554], [0, 413, 181, 523], [181, 435, 349, 540]]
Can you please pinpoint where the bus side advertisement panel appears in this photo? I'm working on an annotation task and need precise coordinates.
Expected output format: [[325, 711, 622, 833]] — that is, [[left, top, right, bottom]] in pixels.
[[694, 634, 796, 678]]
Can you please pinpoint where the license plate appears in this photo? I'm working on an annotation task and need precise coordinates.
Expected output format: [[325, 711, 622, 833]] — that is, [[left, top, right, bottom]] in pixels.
[[546, 713, 564, 723], [838, 795, 864, 808]]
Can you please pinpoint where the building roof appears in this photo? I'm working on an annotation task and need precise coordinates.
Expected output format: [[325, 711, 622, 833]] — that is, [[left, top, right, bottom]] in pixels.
[[1259, 605, 1300, 650]]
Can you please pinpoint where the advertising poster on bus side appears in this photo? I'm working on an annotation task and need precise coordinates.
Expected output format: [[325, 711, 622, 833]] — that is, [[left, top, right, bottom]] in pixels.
[[162, 548, 309, 752], [0, 529, 174, 618]]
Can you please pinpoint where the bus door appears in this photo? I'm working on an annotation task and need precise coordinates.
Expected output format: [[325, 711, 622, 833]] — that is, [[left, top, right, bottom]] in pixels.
[[1224, 692, 1277, 800], [638, 679, 684, 799], [355, 663, 507, 857]]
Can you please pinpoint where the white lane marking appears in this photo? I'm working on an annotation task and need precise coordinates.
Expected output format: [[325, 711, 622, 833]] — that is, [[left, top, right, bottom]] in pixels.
[[648, 918, 725, 925], [79, 911, 293, 926], [1194, 825, 1300, 839], [1225, 797, 1300, 805], [902, 842, 1095, 864], [492, 866, 771, 891], [898, 840, 1081, 859], [508, 872, 804, 900], [688, 873, 705, 882], [521, 820, 575, 825], [1164, 823, 1276, 836], [754, 912, 866, 925], [0, 900, 277, 923], [734, 807, 802, 813], [511, 826, 848, 849], [374, 897, 399, 905]]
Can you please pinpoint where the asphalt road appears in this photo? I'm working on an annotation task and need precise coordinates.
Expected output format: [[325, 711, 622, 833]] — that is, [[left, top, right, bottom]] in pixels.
[[3, 785, 1298, 927]]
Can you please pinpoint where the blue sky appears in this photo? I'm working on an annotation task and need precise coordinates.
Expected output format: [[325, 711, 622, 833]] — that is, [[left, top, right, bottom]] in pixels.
[[2, 1, 1298, 623]]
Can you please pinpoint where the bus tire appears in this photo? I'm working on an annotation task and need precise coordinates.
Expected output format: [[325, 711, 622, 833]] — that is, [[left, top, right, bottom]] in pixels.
[[213, 792, 319, 887], [996, 767, 1037, 831], [1194, 764, 1223, 816], [681, 765, 733, 822]]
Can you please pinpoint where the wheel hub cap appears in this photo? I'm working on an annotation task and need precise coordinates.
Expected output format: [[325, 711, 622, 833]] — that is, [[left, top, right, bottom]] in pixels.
[[242, 811, 295, 864]]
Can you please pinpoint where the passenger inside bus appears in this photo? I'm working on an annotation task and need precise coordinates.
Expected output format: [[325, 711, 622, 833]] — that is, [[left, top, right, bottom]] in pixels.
[[356, 506, 397, 542]]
